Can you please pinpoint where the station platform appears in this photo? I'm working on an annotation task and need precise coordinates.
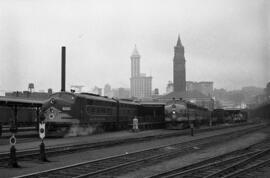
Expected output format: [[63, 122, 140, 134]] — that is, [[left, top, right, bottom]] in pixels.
[[0, 123, 262, 154]]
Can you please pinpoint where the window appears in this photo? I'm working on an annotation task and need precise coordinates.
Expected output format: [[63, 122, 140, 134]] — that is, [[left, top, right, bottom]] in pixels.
[[101, 108, 105, 113], [60, 93, 75, 100], [91, 108, 96, 113], [87, 100, 93, 105]]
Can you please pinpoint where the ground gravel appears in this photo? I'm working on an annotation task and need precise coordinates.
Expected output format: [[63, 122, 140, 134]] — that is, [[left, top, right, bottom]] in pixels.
[[118, 132, 267, 178], [0, 125, 265, 178]]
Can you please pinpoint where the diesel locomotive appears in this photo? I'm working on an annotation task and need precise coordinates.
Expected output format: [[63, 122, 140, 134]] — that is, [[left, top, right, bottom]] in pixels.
[[41, 91, 165, 137], [165, 98, 211, 129]]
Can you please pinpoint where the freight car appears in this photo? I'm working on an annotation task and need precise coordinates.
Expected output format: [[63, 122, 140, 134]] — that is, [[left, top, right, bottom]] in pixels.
[[41, 92, 164, 137], [165, 98, 211, 129]]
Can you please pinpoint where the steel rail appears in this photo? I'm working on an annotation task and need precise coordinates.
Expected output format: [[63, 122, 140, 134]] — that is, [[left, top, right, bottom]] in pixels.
[[147, 150, 262, 178], [222, 158, 270, 178], [204, 148, 270, 178], [14, 125, 263, 178], [0, 123, 261, 165]]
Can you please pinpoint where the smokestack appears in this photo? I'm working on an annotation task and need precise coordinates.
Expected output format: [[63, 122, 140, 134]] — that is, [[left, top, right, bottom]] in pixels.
[[61, 46, 66, 92]]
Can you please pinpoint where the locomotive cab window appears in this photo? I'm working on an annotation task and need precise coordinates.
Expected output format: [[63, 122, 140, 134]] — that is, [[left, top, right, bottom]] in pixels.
[[62, 94, 75, 100]]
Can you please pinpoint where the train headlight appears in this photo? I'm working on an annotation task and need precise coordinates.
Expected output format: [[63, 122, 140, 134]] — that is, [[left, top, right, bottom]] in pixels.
[[172, 111, 176, 114], [49, 113, 55, 120], [50, 98, 56, 104]]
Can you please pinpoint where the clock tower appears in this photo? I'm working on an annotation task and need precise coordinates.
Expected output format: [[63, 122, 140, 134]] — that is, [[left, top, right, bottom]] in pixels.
[[173, 35, 186, 92]]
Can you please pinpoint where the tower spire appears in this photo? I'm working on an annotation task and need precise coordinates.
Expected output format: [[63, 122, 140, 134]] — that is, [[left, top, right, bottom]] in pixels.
[[173, 34, 186, 92], [176, 34, 182, 46], [131, 44, 140, 57]]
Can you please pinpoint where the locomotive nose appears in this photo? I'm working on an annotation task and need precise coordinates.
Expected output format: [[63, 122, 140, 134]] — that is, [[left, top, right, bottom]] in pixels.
[[48, 107, 56, 120], [49, 113, 55, 120], [50, 98, 56, 105]]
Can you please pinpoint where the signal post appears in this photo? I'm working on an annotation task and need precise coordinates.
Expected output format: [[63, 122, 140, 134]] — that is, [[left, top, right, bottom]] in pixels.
[[8, 116, 19, 168], [39, 115, 48, 162]]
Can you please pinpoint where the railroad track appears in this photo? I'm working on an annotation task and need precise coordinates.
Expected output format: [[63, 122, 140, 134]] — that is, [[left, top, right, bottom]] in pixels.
[[222, 151, 270, 178], [0, 123, 261, 165], [0, 129, 187, 163], [15, 125, 265, 178], [147, 140, 270, 178], [0, 137, 39, 146]]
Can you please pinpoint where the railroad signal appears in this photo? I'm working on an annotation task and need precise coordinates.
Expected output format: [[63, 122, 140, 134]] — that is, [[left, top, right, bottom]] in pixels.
[[8, 134, 19, 167], [9, 134, 16, 145], [39, 119, 48, 161], [39, 122, 45, 139]]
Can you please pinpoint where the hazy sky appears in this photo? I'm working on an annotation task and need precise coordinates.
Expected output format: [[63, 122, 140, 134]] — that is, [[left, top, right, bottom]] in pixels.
[[0, 0, 269, 94]]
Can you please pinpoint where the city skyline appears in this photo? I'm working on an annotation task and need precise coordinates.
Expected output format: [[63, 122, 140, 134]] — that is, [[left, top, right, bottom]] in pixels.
[[0, 0, 269, 94]]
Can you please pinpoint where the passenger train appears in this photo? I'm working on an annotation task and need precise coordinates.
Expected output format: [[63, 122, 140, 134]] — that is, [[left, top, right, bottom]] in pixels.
[[40, 92, 165, 137], [0, 92, 249, 137], [165, 98, 211, 129]]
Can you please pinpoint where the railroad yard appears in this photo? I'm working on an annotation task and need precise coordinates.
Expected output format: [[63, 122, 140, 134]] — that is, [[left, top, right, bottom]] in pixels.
[[0, 122, 269, 178], [1, 1, 269, 177]]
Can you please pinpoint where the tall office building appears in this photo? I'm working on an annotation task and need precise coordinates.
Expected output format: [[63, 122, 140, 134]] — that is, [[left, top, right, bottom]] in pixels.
[[130, 46, 152, 98], [173, 35, 186, 92], [130, 46, 140, 78]]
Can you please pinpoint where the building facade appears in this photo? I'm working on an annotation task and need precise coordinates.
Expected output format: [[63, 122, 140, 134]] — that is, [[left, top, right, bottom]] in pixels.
[[130, 46, 152, 99], [166, 81, 174, 94], [173, 35, 186, 92], [112, 88, 130, 99], [186, 81, 214, 97], [92, 86, 102, 95], [153, 88, 159, 95], [104, 84, 113, 97]]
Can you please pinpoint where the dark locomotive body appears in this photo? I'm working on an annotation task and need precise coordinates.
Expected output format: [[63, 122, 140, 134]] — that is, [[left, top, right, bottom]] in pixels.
[[165, 99, 211, 129], [41, 92, 164, 136]]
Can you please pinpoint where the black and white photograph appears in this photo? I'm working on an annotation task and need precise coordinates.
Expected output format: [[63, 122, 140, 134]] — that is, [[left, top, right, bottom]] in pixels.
[[0, 0, 269, 177]]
